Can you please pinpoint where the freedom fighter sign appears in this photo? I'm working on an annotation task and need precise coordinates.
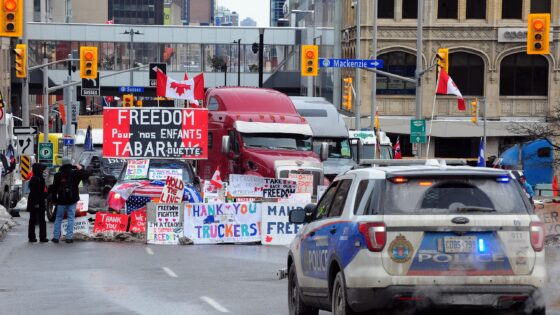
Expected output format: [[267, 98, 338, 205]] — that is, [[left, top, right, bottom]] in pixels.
[[103, 108, 208, 159]]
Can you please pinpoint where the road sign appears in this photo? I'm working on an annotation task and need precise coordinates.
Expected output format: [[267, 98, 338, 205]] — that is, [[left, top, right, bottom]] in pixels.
[[410, 119, 427, 144], [38, 142, 54, 163], [149, 63, 166, 86], [319, 58, 384, 69], [16, 135, 34, 155], [81, 73, 100, 96], [20, 155, 30, 180], [119, 86, 145, 93], [64, 138, 74, 146], [13, 126, 38, 135]]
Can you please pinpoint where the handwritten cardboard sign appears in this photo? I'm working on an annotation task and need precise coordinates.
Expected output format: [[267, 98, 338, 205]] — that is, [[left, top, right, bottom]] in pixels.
[[535, 203, 560, 237], [149, 168, 182, 181], [129, 209, 146, 233], [288, 173, 314, 195], [61, 216, 91, 236], [93, 213, 128, 233], [147, 203, 183, 244], [76, 194, 89, 213], [160, 176, 185, 203], [124, 159, 149, 180], [263, 178, 297, 199], [228, 174, 265, 197], [261, 203, 305, 246]]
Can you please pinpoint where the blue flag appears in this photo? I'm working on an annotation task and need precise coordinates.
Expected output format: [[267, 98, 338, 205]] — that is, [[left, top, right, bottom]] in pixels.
[[477, 138, 485, 167], [84, 125, 94, 151]]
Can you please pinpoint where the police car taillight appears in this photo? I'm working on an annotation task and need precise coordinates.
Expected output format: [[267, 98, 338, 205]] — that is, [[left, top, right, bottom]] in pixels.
[[358, 222, 386, 252], [530, 221, 544, 252]]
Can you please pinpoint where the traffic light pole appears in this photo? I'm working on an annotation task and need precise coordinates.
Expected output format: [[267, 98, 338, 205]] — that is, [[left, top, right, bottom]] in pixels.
[[355, 0, 361, 130], [42, 57, 49, 142], [414, 0, 424, 158], [22, 19, 29, 126]]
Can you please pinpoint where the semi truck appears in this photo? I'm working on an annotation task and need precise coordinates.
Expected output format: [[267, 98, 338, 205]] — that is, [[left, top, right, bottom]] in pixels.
[[196, 87, 325, 196], [291, 96, 356, 182], [349, 130, 393, 160]]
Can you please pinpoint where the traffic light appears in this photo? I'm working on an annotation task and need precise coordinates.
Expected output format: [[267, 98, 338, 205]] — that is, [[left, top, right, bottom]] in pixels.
[[301, 45, 318, 77], [471, 99, 478, 124], [123, 94, 134, 107], [342, 77, 353, 110], [527, 14, 550, 55], [80, 46, 98, 79], [136, 100, 142, 107], [437, 48, 449, 73], [14, 43, 25, 78], [0, 0, 23, 37]]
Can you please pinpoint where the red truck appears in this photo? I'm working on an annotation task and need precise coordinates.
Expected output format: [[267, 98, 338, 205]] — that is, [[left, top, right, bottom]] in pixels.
[[197, 87, 325, 196]]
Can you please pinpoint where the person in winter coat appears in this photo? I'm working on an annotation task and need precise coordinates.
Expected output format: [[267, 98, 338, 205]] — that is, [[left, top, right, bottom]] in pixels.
[[50, 157, 91, 244], [27, 163, 48, 243]]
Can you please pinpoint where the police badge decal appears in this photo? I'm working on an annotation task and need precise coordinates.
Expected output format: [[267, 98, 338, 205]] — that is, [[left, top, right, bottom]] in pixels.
[[389, 234, 413, 263]]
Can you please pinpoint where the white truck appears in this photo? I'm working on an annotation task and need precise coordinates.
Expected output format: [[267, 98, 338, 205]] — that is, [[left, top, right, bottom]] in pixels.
[[349, 130, 393, 160]]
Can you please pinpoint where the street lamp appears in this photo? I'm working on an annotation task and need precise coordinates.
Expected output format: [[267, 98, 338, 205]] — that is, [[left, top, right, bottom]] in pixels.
[[258, 28, 265, 88], [121, 28, 143, 85], [233, 39, 241, 86]]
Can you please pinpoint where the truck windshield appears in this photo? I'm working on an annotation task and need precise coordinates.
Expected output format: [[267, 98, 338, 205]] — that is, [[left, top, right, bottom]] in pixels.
[[312, 138, 352, 159], [241, 133, 312, 151], [353, 144, 393, 159]]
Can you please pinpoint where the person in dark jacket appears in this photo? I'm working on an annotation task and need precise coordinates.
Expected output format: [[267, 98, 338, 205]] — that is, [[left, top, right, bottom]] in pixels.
[[27, 163, 48, 243], [51, 157, 90, 244]]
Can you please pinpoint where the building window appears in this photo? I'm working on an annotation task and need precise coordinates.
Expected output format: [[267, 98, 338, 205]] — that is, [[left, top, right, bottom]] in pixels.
[[466, 0, 486, 19], [402, 0, 418, 19], [531, 0, 551, 13], [502, 0, 522, 19], [377, 51, 416, 95], [448, 53, 484, 96], [378, 0, 395, 19], [500, 53, 548, 96], [438, 0, 458, 19]]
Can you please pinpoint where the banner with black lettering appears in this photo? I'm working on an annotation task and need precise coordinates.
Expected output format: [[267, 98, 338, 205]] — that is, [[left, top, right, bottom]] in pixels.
[[103, 108, 208, 159], [261, 202, 305, 246]]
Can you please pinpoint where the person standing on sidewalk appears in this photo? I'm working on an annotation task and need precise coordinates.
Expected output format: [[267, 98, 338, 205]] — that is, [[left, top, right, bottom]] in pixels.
[[27, 163, 48, 243], [50, 157, 90, 244]]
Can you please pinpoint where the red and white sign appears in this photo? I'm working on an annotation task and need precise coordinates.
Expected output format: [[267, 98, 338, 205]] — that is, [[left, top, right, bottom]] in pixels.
[[129, 210, 146, 233], [288, 173, 314, 195], [160, 176, 185, 203], [102, 108, 208, 159], [93, 213, 128, 233]]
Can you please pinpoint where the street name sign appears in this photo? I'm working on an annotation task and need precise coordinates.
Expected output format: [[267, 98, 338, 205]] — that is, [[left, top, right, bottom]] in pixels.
[[319, 58, 384, 69], [13, 126, 38, 135], [119, 86, 145, 93], [410, 119, 426, 144], [149, 63, 166, 87]]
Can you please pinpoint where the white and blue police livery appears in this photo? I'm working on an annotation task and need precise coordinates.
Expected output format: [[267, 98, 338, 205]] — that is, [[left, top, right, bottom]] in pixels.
[[287, 160, 546, 315]]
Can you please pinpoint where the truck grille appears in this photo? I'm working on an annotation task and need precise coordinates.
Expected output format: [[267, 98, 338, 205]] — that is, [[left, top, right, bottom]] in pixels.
[[279, 170, 322, 197]]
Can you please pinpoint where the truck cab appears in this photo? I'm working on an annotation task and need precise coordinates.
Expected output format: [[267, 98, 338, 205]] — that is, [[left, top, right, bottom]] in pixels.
[[349, 130, 393, 160], [291, 96, 355, 182], [197, 87, 324, 196]]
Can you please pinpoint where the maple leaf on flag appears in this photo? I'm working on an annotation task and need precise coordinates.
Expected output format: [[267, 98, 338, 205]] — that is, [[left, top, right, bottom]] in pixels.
[[170, 81, 192, 96]]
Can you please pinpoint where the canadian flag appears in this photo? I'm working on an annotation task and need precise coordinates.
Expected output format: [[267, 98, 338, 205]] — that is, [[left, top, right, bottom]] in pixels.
[[210, 168, 223, 189], [393, 137, 402, 159], [184, 72, 205, 107], [436, 69, 466, 111], [156, 68, 195, 101]]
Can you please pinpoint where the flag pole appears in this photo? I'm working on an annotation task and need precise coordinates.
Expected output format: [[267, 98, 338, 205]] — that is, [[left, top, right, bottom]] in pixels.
[[426, 69, 441, 158]]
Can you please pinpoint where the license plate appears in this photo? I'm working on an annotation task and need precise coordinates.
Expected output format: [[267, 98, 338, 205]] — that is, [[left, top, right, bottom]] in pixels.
[[443, 236, 477, 253]]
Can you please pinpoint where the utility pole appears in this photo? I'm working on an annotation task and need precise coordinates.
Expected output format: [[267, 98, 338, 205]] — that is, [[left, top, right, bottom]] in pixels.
[[258, 28, 264, 88], [234, 39, 241, 86], [21, 8, 29, 126], [122, 28, 143, 85], [371, 0, 378, 130], [414, 0, 424, 158], [333, 0, 342, 109], [355, 0, 361, 130], [42, 51, 49, 142], [64, 53, 72, 138]]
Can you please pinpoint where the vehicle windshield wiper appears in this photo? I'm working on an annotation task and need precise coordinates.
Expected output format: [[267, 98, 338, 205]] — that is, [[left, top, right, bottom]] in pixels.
[[456, 206, 496, 213]]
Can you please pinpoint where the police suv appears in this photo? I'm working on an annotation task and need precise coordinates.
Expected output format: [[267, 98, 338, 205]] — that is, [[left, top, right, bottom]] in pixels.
[[287, 160, 546, 315]]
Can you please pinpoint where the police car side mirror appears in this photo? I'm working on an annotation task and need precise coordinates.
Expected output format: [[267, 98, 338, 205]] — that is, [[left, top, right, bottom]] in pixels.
[[289, 209, 307, 224]]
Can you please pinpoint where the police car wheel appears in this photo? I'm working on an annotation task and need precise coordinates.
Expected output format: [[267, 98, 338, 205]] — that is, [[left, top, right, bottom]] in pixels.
[[288, 264, 318, 315], [332, 272, 355, 315]]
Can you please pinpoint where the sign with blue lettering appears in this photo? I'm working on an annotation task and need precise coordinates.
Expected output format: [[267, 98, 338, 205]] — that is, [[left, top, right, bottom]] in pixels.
[[118, 86, 145, 93], [319, 58, 384, 69], [63, 138, 74, 146]]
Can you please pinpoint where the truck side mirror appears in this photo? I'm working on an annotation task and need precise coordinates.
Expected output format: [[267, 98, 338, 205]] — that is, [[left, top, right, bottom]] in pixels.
[[320, 142, 329, 162], [221, 135, 231, 155], [349, 138, 363, 164]]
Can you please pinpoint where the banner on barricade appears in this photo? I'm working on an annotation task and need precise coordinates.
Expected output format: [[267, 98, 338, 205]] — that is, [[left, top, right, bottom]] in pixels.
[[184, 202, 261, 244], [93, 213, 128, 233], [160, 176, 185, 203], [263, 178, 297, 199], [129, 209, 147, 233], [228, 174, 265, 197], [146, 203, 183, 244], [62, 216, 92, 236], [261, 203, 305, 245], [288, 173, 314, 195]]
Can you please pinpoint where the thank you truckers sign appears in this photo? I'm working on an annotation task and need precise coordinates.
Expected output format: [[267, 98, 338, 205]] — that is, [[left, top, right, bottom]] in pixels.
[[103, 108, 208, 159]]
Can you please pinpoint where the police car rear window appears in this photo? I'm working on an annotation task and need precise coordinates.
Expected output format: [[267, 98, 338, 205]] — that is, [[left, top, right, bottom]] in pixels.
[[382, 177, 531, 215]]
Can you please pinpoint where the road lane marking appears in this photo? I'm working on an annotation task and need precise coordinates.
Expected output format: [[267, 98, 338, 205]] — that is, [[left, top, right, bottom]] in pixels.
[[162, 267, 178, 278], [145, 247, 154, 255], [200, 296, 229, 313]]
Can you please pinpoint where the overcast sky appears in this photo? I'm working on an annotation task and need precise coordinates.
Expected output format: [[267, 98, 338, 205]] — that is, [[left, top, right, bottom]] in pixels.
[[215, 0, 270, 26]]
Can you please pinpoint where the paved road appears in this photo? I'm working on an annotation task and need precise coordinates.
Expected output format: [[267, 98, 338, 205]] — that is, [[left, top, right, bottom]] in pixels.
[[1, 212, 559, 315]]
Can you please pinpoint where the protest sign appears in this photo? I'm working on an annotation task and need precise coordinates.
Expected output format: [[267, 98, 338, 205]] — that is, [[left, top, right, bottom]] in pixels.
[[263, 178, 297, 199], [317, 185, 328, 201], [103, 108, 208, 159], [93, 213, 128, 233], [261, 203, 305, 245], [184, 202, 261, 244], [288, 173, 314, 195], [227, 174, 265, 197], [149, 168, 182, 181], [535, 203, 560, 237], [146, 203, 183, 244], [129, 209, 146, 233], [76, 194, 89, 213], [279, 193, 311, 204], [124, 159, 149, 180], [61, 216, 91, 236], [160, 176, 185, 203]]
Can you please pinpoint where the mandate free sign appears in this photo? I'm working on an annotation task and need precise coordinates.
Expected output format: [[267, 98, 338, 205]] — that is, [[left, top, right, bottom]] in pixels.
[[103, 108, 208, 159]]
